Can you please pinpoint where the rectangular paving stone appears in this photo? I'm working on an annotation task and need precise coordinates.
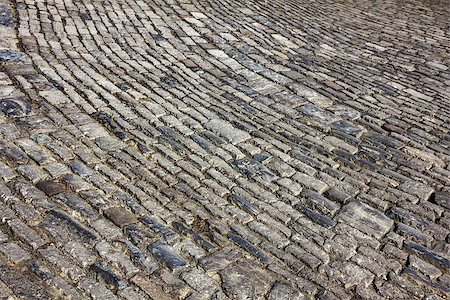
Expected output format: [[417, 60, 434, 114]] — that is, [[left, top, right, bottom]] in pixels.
[[104, 207, 138, 228], [148, 240, 188, 271], [337, 201, 394, 239], [296, 205, 337, 229], [404, 240, 450, 269], [0, 50, 30, 63], [36, 180, 66, 196], [90, 263, 127, 290], [398, 180, 434, 201], [39, 245, 83, 281], [205, 119, 251, 144], [172, 221, 216, 252], [7, 219, 47, 249], [0, 267, 50, 299], [0, 242, 31, 263], [140, 216, 179, 243], [49, 210, 98, 241], [95, 241, 140, 277], [292, 172, 328, 193], [79, 277, 118, 300], [228, 233, 269, 262], [403, 267, 450, 294], [181, 269, 218, 295], [131, 275, 172, 300]]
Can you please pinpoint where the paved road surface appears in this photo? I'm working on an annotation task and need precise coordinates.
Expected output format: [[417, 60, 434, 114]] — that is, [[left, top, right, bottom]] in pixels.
[[0, 0, 449, 298]]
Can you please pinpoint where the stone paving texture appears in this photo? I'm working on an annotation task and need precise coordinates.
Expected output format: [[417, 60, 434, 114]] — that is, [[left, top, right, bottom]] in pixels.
[[0, 0, 449, 298]]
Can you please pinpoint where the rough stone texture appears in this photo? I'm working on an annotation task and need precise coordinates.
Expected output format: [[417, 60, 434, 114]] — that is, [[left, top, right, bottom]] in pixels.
[[148, 241, 188, 271], [220, 260, 273, 299], [0, 50, 30, 63], [268, 282, 305, 300], [104, 207, 138, 227], [0, 0, 449, 298], [337, 201, 394, 239], [205, 119, 251, 145], [35, 180, 66, 197]]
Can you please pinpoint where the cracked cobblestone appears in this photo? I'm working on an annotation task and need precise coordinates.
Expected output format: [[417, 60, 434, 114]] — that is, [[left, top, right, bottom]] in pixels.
[[0, 0, 449, 298]]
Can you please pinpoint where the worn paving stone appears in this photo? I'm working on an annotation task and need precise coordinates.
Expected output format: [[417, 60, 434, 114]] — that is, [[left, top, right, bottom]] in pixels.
[[0, 50, 30, 63], [337, 201, 394, 239], [398, 181, 434, 201], [0, 97, 32, 117], [268, 282, 306, 300], [220, 260, 273, 299], [0, 0, 449, 298], [0, 242, 31, 264], [0, 147, 29, 163], [228, 233, 269, 262], [104, 207, 138, 228], [148, 240, 188, 271], [433, 191, 450, 210], [90, 263, 127, 290], [35, 180, 66, 197], [205, 119, 251, 145], [199, 247, 242, 273], [0, 267, 50, 299]]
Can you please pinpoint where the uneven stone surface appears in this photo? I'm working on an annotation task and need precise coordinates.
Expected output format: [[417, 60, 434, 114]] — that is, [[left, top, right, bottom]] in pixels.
[[0, 0, 449, 298]]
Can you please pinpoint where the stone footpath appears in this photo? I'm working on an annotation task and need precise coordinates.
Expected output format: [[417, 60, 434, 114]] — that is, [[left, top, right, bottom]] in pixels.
[[0, 0, 449, 298]]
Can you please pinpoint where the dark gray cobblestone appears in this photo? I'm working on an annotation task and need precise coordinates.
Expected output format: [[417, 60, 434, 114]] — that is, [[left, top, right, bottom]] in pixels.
[[0, 0, 449, 298]]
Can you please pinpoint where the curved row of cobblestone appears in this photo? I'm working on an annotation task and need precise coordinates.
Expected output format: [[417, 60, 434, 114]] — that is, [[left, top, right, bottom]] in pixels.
[[0, 0, 449, 298]]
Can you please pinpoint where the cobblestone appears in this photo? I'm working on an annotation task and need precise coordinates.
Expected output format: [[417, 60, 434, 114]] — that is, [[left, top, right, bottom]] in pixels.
[[0, 0, 448, 297]]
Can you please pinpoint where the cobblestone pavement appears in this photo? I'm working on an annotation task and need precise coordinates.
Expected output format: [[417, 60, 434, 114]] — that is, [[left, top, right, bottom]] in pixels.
[[0, 0, 449, 298]]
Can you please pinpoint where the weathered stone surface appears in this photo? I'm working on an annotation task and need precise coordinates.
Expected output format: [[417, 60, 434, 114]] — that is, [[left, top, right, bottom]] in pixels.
[[404, 240, 450, 269], [199, 247, 242, 273], [121, 239, 158, 274], [290, 84, 333, 108], [0, 97, 31, 117], [326, 261, 375, 288], [398, 181, 434, 201], [7, 219, 47, 249], [0, 0, 449, 298], [228, 233, 269, 262], [205, 119, 251, 144], [79, 277, 118, 300], [0, 4, 14, 27], [181, 268, 218, 295], [231, 158, 277, 181], [408, 255, 442, 279], [331, 120, 366, 137], [90, 263, 127, 290], [228, 194, 259, 215], [337, 201, 394, 239], [0, 267, 50, 299], [386, 207, 448, 240], [140, 216, 178, 243], [148, 241, 188, 271], [104, 207, 138, 227], [433, 191, 450, 209], [0, 242, 31, 263], [0, 50, 30, 63], [299, 104, 340, 127], [0, 147, 29, 163], [131, 275, 172, 300], [268, 282, 306, 300], [220, 260, 273, 299], [403, 267, 450, 294], [36, 180, 66, 197], [49, 210, 98, 241], [297, 205, 337, 229], [173, 221, 216, 252]]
